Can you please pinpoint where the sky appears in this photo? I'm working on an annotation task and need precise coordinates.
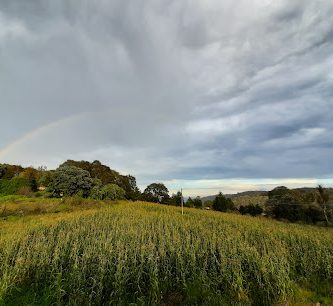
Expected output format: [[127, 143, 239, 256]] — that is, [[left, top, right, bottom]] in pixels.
[[0, 0, 333, 196]]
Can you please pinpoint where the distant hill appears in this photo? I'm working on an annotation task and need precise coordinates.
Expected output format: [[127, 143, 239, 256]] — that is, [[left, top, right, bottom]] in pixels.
[[201, 187, 333, 207], [201, 191, 268, 203]]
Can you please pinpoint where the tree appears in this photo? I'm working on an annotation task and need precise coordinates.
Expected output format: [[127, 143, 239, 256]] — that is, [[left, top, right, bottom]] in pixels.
[[266, 186, 304, 221], [60, 160, 139, 200], [19, 167, 38, 192], [186, 197, 194, 208], [91, 183, 125, 200], [0, 164, 24, 179], [121, 175, 141, 200], [48, 166, 93, 198], [143, 183, 169, 203], [316, 185, 330, 225], [212, 192, 235, 212], [265, 186, 327, 224], [193, 196, 203, 209], [38, 171, 55, 188], [170, 191, 182, 206]]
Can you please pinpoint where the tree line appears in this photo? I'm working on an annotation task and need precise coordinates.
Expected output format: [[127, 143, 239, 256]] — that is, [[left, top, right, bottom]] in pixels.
[[0, 160, 331, 225]]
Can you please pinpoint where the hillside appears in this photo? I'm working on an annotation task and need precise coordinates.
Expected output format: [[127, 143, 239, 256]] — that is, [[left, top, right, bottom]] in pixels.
[[1, 199, 332, 305], [201, 190, 268, 202], [201, 188, 333, 207], [201, 191, 268, 208]]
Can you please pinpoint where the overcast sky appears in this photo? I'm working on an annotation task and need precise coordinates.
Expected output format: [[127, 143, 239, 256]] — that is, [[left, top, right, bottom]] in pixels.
[[0, 0, 332, 195]]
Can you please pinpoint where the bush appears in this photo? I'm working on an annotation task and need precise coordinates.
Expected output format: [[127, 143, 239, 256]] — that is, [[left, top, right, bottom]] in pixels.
[[0, 178, 30, 195], [239, 204, 263, 216], [16, 186, 33, 196], [90, 184, 126, 200]]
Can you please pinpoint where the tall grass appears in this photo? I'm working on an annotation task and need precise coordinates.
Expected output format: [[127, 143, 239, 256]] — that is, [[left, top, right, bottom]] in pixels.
[[0, 202, 332, 305]]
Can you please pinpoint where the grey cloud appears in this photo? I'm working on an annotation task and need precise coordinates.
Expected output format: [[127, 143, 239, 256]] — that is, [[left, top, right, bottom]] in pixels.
[[0, 0, 332, 186]]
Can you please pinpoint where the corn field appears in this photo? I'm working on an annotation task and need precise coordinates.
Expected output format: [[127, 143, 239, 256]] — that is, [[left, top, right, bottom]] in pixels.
[[0, 201, 333, 305]]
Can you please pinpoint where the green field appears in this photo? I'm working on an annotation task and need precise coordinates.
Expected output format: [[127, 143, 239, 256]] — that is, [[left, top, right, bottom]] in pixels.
[[1, 200, 333, 305]]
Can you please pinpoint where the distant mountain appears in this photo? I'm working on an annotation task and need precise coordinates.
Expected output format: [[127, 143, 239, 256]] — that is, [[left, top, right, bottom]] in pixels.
[[201, 187, 333, 207], [201, 191, 268, 203]]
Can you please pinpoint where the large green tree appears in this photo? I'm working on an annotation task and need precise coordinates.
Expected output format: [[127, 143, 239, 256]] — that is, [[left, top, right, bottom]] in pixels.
[[48, 165, 93, 198], [143, 183, 169, 203], [60, 160, 140, 200]]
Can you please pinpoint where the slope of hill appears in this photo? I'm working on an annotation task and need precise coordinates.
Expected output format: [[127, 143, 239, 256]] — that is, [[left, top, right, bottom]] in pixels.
[[1, 199, 332, 305], [201, 190, 268, 202], [201, 191, 268, 207]]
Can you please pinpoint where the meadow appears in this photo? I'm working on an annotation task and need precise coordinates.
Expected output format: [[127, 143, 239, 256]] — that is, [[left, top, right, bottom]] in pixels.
[[0, 199, 333, 305]]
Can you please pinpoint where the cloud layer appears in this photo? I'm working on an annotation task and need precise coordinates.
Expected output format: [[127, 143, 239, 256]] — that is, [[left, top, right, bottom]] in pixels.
[[0, 0, 332, 192]]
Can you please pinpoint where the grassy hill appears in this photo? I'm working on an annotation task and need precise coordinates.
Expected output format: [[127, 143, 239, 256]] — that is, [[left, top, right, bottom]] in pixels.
[[0, 199, 333, 305]]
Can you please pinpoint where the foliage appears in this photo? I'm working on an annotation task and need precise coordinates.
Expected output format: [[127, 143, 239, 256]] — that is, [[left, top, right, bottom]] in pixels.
[[0, 177, 31, 196], [0, 201, 332, 305], [90, 183, 126, 200], [316, 185, 331, 225], [193, 196, 203, 208], [0, 163, 24, 180], [239, 203, 263, 216], [232, 195, 267, 208], [60, 160, 140, 200], [142, 183, 170, 203], [204, 199, 213, 209], [122, 175, 141, 200], [18, 167, 39, 192], [212, 192, 235, 212], [47, 165, 93, 198], [266, 186, 327, 224], [169, 191, 182, 206], [186, 197, 194, 208], [37, 171, 54, 188]]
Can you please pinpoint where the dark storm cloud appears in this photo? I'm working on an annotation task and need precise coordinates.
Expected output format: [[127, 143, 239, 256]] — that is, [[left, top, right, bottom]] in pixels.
[[0, 0, 332, 187]]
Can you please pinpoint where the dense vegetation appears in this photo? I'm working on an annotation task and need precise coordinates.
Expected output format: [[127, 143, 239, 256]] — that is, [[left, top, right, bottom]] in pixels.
[[0, 160, 332, 304], [0, 161, 332, 226], [0, 201, 333, 305]]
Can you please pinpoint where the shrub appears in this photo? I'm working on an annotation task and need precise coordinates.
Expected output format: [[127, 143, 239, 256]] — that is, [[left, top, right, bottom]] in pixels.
[[90, 184, 126, 200], [239, 203, 263, 216], [16, 186, 33, 196], [0, 178, 30, 195]]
